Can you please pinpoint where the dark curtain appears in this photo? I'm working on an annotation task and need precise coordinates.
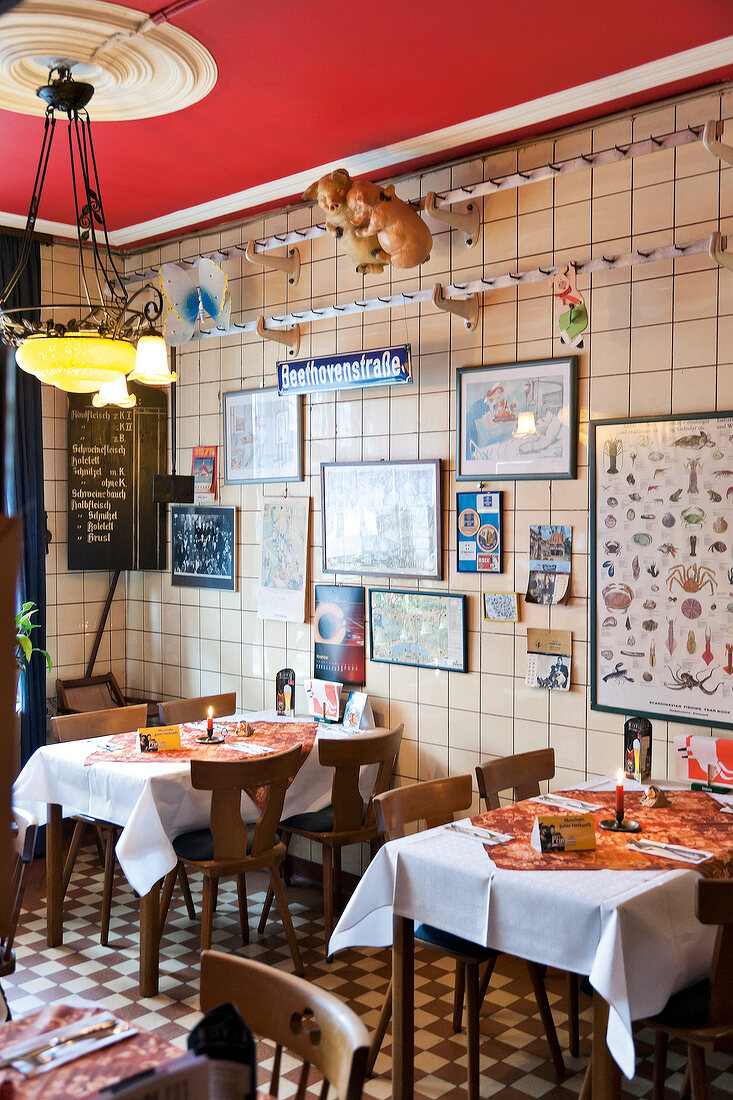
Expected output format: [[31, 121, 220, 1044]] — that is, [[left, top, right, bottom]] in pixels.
[[1, 234, 46, 766]]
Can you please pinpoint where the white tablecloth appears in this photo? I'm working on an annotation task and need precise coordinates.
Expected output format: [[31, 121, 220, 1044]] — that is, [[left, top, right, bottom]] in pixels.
[[13, 711, 363, 898], [329, 797, 716, 1079]]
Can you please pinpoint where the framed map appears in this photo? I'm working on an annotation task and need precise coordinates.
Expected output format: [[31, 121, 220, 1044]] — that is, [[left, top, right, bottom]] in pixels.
[[369, 589, 467, 672], [223, 387, 302, 483], [257, 497, 309, 622], [591, 412, 733, 730], [321, 460, 442, 580]]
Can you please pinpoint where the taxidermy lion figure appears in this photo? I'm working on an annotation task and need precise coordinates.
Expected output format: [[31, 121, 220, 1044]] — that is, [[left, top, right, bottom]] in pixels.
[[303, 169, 385, 274], [347, 179, 432, 269]]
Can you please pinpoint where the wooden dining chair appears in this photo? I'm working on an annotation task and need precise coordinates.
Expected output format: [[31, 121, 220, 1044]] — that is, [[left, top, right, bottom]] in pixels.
[[367, 775, 565, 1099], [1, 807, 38, 1020], [49, 703, 195, 945], [200, 950, 369, 1100], [257, 724, 404, 954], [476, 747, 582, 1058], [157, 692, 236, 725], [160, 745, 305, 973]]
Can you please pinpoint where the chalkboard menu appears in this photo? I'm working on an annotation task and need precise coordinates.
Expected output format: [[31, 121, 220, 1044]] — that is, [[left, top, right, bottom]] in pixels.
[[67, 383, 167, 571]]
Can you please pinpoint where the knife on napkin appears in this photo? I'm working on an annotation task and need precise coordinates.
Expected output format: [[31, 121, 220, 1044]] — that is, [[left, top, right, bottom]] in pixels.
[[627, 838, 713, 864], [0, 1014, 120, 1069], [530, 794, 604, 813], [444, 822, 513, 845]]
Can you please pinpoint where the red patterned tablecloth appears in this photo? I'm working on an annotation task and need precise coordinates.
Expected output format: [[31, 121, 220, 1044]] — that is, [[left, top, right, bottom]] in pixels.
[[473, 790, 733, 878], [0, 1004, 180, 1099]]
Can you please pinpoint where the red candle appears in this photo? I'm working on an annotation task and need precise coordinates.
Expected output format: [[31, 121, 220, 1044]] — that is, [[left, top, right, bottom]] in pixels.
[[207, 706, 214, 735], [615, 768, 625, 816]]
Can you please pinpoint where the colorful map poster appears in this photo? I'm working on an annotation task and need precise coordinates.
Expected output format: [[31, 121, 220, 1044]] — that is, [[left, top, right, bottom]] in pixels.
[[257, 497, 309, 622], [369, 589, 467, 672]]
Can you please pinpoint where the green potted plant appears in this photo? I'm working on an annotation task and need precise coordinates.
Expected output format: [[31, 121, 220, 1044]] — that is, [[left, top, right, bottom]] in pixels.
[[15, 601, 52, 675]]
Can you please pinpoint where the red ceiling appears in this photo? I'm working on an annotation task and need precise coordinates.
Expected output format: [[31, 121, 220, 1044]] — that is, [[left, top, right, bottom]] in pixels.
[[1, 0, 732, 247]]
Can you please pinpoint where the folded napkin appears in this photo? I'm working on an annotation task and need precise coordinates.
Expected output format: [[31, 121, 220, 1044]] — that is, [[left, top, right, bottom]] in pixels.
[[0, 1012, 136, 1075], [710, 793, 733, 814], [626, 838, 713, 864], [443, 819, 513, 845], [530, 793, 604, 813], [227, 742, 271, 755]]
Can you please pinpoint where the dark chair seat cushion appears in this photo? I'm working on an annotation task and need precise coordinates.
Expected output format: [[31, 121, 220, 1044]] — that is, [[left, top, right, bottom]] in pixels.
[[649, 978, 710, 1029], [282, 804, 367, 834], [173, 828, 254, 862], [416, 922, 495, 960]]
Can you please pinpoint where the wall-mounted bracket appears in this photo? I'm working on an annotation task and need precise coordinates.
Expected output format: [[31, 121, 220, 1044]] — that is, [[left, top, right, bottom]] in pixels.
[[423, 191, 481, 249], [702, 120, 733, 167], [256, 316, 301, 356], [710, 232, 733, 272], [245, 240, 301, 286], [431, 282, 479, 331]]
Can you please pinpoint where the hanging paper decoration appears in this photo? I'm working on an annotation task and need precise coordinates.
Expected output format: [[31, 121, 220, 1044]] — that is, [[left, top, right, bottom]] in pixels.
[[548, 263, 588, 348], [159, 257, 231, 345]]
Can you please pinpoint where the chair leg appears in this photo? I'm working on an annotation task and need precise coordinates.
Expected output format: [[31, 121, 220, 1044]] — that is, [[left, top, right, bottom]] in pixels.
[[322, 846, 335, 954], [211, 879, 218, 914], [159, 867, 178, 938], [688, 1044, 709, 1100], [367, 978, 393, 1076], [61, 821, 86, 897], [578, 1061, 592, 1100], [258, 833, 291, 932], [92, 823, 107, 868], [477, 952, 498, 1011], [236, 874, 249, 945], [334, 847, 343, 909], [100, 827, 118, 947], [568, 971, 580, 1058], [178, 865, 196, 920], [681, 1061, 692, 1100], [201, 876, 216, 951], [652, 1029, 668, 1100], [280, 830, 292, 886], [525, 960, 565, 1077], [268, 866, 304, 976], [452, 961, 466, 1032], [465, 961, 481, 1100]]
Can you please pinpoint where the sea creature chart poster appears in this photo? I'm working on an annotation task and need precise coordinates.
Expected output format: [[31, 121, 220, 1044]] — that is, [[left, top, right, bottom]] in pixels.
[[257, 497, 309, 623], [592, 413, 733, 730]]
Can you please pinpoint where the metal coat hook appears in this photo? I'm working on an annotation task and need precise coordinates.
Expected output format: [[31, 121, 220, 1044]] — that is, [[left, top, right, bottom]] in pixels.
[[709, 232, 733, 273], [255, 315, 301, 356], [702, 120, 733, 167], [423, 190, 481, 249], [245, 240, 301, 286], [430, 282, 479, 331]]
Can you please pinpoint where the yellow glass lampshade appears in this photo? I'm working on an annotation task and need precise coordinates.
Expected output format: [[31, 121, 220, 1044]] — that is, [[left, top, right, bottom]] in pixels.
[[15, 332, 135, 392], [128, 334, 176, 385], [93, 374, 137, 408]]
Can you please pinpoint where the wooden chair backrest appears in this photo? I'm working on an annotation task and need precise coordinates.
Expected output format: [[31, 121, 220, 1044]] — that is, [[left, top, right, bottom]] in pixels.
[[696, 878, 733, 1027], [475, 747, 555, 811], [158, 692, 236, 725], [56, 672, 126, 714], [190, 745, 302, 861], [373, 774, 473, 841], [318, 725, 404, 833], [2, 808, 38, 969], [50, 703, 148, 743], [200, 950, 369, 1100]]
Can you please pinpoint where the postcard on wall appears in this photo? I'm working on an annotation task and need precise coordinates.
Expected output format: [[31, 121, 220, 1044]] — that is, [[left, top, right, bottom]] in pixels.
[[457, 491, 502, 573], [192, 446, 217, 501], [257, 497, 309, 623], [526, 629, 572, 690], [526, 525, 572, 605], [314, 584, 366, 686], [483, 592, 519, 622]]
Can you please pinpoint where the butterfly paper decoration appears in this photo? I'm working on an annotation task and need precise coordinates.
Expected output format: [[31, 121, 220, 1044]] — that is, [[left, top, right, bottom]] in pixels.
[[159, 258, 232, 346]]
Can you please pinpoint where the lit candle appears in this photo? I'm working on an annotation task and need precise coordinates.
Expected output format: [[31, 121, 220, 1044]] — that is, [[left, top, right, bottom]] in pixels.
[[207, 706, 214, 736], [615, 767, 625, 817]]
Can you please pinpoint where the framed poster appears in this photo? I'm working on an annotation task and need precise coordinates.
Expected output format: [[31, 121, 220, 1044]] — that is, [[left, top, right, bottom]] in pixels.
[[314, 584, 366, 685], [369, 589, 467, 673], [223, 387, 302, 484], [591, 411, 733, 730], [321, 460, 442, 580], [257, 497, 309, 623], [457, 490, 502, 573], [456, 356, 577, 481], [171, 505, 237, 591]]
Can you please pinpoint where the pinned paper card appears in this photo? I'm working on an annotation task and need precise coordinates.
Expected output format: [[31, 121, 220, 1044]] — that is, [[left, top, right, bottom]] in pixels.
[[526, 629, 572, 690], [137, 725, 181, 752], [530, 813, 596, 852], [304, 678, 342, 722], [548, 263, 588, 349], [342, 691, 375, 731], [526, 525, 571, 605]]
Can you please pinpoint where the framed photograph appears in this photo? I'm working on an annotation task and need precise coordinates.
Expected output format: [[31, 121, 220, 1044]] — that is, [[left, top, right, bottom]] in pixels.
[[257, 497, 309, 622], [483, 592, 519, 622], [369, 589, 466, 672], [456, 356, 577, 481], [591, 411, 733, 730], [223, 387, 302, 484], [321, 460, 442, 580], [171, 505, 237, 591]]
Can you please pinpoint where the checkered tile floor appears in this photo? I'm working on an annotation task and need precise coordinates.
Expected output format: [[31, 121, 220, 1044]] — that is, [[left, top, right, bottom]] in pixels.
[[3, 844, 732, 1098]]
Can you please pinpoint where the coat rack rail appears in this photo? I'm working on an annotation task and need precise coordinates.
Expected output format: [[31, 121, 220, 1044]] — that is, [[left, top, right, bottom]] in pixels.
[[122, 123, 716, 285]]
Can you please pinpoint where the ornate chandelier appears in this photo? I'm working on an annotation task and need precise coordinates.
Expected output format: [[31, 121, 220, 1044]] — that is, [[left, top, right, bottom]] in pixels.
[[0, 65, 175, 396]]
